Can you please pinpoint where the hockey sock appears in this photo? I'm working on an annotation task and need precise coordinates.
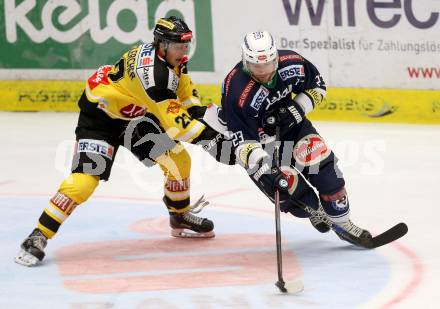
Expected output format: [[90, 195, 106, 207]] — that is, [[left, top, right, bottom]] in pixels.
[[320, 187, 350, 223], [156, 143, 191, 214], [37, 173, 99, 238]]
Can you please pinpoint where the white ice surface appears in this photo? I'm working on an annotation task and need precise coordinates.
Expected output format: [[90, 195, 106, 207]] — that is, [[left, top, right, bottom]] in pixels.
[[0, 112, 439, 308]]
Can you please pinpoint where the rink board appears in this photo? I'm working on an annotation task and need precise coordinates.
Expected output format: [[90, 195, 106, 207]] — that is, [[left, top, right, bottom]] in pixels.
[[0, 80, 439, 124]]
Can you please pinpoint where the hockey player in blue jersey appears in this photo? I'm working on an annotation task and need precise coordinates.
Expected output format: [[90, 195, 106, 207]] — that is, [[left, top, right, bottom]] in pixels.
[[203, 31, 372, 245]]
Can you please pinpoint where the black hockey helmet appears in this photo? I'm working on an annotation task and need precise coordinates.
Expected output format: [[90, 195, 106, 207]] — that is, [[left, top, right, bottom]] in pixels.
[[153, 16, 192, 44]]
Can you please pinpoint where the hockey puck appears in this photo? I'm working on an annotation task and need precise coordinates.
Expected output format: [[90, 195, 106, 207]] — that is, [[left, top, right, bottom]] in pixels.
[[285, 280, 304, 294]]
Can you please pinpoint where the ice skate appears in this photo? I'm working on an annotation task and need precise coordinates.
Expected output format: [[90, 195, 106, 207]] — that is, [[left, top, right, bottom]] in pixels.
[[169, 195, 215, 238], [15, 228, 47, 266], [308, 204, 331, 233]]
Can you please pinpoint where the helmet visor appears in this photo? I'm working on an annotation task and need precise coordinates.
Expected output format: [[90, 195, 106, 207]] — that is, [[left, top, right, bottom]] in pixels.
[[163, 41, 193, 56], [165, 41, 193, 55]]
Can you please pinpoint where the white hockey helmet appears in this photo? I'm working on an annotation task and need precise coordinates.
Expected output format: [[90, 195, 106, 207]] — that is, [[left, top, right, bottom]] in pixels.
[[242, 31, 278, 83]]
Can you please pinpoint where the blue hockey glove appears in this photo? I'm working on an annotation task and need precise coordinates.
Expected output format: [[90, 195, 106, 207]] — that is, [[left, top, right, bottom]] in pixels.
[[251, 162, 289, 193]]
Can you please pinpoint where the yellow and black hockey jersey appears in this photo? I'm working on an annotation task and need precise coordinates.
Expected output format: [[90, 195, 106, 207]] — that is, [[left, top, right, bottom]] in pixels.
[[84, 43, 206, 142]]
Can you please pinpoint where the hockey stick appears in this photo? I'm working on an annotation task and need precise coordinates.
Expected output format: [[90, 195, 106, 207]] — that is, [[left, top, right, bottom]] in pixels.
[[273, 124, 287, 293], [271, 119, 304, 294], [293, 198, 408, 249], [264, 119, 408, 249]]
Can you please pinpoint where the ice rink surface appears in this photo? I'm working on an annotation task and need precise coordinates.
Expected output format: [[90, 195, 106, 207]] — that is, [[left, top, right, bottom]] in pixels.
[[0, 112, 439, 308]]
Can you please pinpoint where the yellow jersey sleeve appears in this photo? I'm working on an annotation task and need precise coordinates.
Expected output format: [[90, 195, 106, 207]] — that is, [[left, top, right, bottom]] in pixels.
[[148, 98, 206, 142]]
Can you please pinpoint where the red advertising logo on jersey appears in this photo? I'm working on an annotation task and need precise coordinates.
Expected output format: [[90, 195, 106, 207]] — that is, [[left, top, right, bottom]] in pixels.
[[50, 192, 77, 215], [238, 80, 255, 108], [141, 57, 152, 66], [87, 65, 112, 90], [279, 54, 304, 62], [120, 104, 146, 118], [165, 178, 190, 192], [225, 68, 238, 97], [293, 134, 331, 166]]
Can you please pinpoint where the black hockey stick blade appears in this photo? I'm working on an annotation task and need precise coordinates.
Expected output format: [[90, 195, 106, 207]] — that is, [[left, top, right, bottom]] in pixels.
[[368, 222, 408, 249], [293, 199, 408, 249], [275, 280, 288, 293]]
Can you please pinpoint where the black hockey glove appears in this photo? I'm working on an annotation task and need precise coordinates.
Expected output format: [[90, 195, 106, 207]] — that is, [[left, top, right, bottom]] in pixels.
[[264, 99, 305, 136], [250, 162, 289, 194], [279, 99, 304, 127], [191, 124, 236, 165], [187, 105, 207, 120]]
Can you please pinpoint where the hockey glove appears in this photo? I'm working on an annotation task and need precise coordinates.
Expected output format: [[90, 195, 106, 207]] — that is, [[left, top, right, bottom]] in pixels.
[[264, 99, 305, 136], [251, 162, 289, 193], [191, 125, 236, 165], [187, 105, 207, 120], [279, 99, 305, 127]]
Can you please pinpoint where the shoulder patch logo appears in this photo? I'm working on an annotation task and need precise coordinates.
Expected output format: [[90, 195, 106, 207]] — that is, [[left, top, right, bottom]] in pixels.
[[87, 65, 112, 90], [278, 64, 305, 81], [137, 43, 154, 69]]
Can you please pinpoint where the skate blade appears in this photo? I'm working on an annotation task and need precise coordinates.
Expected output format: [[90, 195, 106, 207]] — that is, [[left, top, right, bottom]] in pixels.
[[171, 229, 215, 238], [14, 249, 39, 267]]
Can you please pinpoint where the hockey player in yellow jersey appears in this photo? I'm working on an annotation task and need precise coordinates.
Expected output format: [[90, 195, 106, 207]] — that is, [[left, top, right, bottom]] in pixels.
[[15, 16, 215, 267]]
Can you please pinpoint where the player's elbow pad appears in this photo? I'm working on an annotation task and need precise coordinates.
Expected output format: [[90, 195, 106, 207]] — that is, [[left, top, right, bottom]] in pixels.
[[293, 87, 326, 115], [236, 143, 269, 169]]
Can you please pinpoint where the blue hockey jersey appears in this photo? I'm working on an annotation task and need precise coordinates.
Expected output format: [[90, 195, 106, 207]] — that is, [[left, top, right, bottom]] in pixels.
[[219, 49, 326, 167], [221, 49, 326, 142]]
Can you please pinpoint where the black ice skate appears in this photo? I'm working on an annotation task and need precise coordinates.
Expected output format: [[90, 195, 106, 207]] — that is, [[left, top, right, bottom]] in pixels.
[[335, 220, 373, 247], [308, 204, 331, 233], [169, 195, 215, 238], [15, 228, 48, 266]]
